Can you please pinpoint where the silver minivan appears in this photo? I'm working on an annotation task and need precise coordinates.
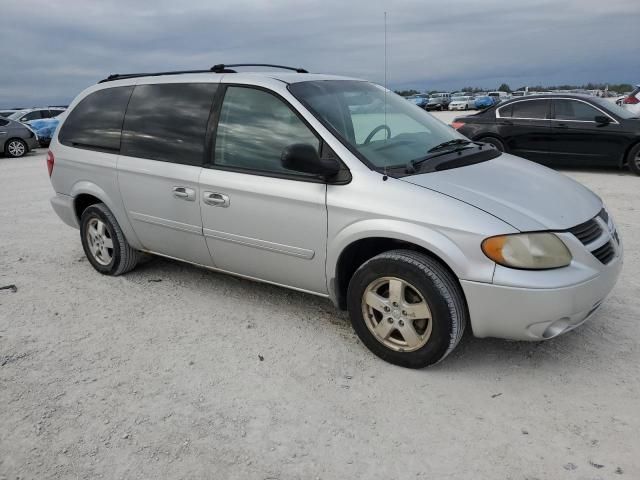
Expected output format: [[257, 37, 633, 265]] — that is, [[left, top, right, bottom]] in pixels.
[[48, 65, 623, 368]]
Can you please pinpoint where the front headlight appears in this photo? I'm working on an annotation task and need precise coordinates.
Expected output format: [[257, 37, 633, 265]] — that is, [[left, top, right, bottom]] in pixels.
[[481, 233, 572, 270]]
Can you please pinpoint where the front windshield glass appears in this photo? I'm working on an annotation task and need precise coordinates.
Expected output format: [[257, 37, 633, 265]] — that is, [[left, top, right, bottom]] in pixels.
[[289, 80, 467, 169]]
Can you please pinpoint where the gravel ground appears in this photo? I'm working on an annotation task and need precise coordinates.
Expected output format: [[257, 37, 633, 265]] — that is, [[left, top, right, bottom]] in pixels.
[[1, 141, 638, 479]]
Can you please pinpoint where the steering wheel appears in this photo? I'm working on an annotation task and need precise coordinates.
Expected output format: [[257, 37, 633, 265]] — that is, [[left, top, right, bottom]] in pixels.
[[364, 124, 391, 144]]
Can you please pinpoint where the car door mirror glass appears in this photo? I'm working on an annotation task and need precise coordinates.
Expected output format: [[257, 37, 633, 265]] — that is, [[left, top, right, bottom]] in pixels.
[[281, 143, 340, 178]]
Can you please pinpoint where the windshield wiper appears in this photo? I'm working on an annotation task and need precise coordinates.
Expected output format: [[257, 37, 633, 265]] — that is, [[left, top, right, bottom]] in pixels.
[[427, 138, 473, 153], [405, 139, 476, 173]]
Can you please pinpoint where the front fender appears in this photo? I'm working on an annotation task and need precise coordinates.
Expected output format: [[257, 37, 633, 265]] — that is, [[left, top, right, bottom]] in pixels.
[[326, 218, 497, 295]]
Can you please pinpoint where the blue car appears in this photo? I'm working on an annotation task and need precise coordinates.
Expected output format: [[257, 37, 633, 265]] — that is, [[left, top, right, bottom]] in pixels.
[[27, 117, 60, 147], [406, 94, 429, 109], [473, 95, 495, 109]]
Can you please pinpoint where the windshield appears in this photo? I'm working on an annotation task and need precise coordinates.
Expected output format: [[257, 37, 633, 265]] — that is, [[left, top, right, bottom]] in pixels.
[[451, 96, 466, 101], [0, 111, 16, 118], [289, 80, 468, 169], [7, 111, 26, 120], [589, 97, 638, 119]]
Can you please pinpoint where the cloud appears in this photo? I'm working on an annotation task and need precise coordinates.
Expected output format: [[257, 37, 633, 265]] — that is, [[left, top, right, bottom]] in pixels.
[[1, 0, 637, 105]]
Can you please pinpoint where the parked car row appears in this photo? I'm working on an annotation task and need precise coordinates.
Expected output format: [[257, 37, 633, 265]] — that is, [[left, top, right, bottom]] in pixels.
[[0, 106, 66, 156], [406, 91, 507, 111], [452, 93, 640, 175]]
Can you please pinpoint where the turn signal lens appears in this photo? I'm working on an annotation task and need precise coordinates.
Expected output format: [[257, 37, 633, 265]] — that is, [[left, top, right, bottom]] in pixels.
[[481, 233, 572, 270]]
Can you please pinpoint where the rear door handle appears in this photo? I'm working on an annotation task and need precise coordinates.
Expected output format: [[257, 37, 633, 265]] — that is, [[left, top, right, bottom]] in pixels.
[[172, 186, 195, 201], [203, 192, 230, 207], [555, 123, 569, 129]]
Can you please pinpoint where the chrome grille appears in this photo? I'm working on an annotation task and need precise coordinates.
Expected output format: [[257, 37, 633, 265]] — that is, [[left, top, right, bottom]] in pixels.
[[592, 241, 615, 264], [567, 209, 617, 265], [568, 218, 602, 245]]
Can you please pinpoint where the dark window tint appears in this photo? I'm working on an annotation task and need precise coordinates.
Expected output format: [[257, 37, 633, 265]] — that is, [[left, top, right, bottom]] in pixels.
[[554, 100, 601, 121], [49, 109, 64, 117], [498, 104, 513, 117], [0, 119, 8, 126], [511, 100, 549, 119], [22, 111, 43, 121], [214, 87, 319, 175], [121, 83, 217, 165], [59, 86, 133, 151]]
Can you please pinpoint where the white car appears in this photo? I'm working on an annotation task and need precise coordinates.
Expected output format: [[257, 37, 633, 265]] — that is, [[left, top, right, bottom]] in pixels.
[[620, 85, 640, 116], [448, 96, 476, 110]]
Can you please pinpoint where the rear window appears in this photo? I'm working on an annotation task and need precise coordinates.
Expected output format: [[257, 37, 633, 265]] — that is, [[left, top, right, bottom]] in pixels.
[[121, 83, 217, 166], [59, 86, 133, 152]]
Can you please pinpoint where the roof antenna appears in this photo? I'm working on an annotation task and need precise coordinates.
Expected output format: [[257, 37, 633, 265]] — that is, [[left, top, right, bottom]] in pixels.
[[382, 11, 389, 181]]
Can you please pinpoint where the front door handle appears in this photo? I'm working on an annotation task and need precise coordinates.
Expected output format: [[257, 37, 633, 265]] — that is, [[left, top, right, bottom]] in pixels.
[[203, 192, 230, 207], [172, 186, 195, 201]]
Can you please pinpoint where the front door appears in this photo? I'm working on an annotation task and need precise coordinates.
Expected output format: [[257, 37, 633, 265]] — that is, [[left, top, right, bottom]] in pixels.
[[199, 85, 328, 294], [548, 99, 627, 167], [496, 98, 552, 163]]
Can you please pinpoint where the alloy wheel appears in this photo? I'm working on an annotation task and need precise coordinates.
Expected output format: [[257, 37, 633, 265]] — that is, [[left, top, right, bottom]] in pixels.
[[361, 276, 432, 352], [7, 140, 25, 157], [86, 217, 114, 266]]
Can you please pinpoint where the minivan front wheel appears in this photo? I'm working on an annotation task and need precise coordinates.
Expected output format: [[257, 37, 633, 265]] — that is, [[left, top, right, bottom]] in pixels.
[[80, 203, 140, 275], [347, 250, 467, 368]]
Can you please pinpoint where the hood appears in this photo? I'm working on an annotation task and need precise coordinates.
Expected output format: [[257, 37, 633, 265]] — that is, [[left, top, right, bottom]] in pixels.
[[401, 154, 602, 231]]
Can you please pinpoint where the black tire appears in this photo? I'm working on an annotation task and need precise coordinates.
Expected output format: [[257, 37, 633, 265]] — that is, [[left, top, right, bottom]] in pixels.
[[347, 250, 467, 368], [627, 143, 640, 176], [4, 138, 28, 158], [479, 136, 505, 152], [80, 203, 139, 276]]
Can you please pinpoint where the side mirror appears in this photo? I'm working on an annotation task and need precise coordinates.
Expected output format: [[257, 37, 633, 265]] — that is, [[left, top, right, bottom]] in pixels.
[[281, 143, 340, 178], [594, 115, 610, 125]]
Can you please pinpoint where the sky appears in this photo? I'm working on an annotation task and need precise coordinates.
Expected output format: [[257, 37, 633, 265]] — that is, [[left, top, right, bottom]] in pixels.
[[1, 0, 638, 107]]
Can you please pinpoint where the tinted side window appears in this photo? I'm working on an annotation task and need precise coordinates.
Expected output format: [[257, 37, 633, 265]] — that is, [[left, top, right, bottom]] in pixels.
[[498, 104, 513, 117], [554, 100, 601, 121], [59, 86, 133, 152], [23, 111, 42, 121], [511, 100, 549, 119], [214, 87, 320, 176], [121, 83, 217, 165], [0, 119, 8, 127]]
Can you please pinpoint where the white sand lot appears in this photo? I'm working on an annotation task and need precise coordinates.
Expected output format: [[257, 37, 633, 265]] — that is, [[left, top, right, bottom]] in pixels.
[[1, 149, 638, 479]]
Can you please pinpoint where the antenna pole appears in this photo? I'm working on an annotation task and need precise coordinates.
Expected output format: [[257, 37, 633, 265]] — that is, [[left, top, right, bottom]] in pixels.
[[383, 11, 388, 180]]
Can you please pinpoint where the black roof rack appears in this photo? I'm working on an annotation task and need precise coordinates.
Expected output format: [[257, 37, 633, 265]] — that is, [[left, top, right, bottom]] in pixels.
[[99, 64, 308, 83]]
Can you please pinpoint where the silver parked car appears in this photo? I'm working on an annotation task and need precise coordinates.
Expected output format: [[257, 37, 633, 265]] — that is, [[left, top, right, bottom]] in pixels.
[[48, 65, 623, 368], [1, 117, 39, 157]]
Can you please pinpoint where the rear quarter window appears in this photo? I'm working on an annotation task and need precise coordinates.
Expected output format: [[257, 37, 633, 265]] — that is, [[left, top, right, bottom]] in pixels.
[[59, 86, 133, 152], [121, 83, 217, 166]]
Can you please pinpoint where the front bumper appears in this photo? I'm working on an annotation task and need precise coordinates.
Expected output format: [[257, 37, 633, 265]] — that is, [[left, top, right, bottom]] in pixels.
[[461, 240, 623, 341], [26, 136, 39, 151]]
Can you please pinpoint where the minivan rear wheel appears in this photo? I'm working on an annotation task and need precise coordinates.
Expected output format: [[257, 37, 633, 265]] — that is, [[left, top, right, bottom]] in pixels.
[[80, 203, 140, 275], [347, 250, 467, 368]]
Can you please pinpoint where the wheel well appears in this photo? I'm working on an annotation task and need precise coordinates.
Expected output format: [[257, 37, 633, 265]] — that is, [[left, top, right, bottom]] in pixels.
[[74, 194, 102, 222], [622, 141, 640, 167], [333, 237, 457, 310]]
